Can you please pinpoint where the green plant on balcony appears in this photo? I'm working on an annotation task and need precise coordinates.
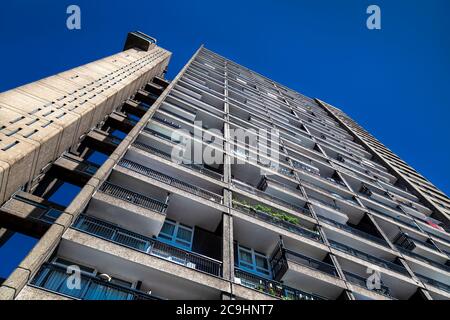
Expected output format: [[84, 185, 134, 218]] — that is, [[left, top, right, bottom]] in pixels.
[[234, 198, 302, 226]]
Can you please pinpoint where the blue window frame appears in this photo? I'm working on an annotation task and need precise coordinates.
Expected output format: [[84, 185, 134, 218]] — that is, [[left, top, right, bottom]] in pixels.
[[157, 219, 194, 250], [237, 245, 272, 278]]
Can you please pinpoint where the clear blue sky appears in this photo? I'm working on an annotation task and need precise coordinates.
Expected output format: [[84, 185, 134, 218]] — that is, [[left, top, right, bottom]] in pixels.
[[0, 0, 449, 277]]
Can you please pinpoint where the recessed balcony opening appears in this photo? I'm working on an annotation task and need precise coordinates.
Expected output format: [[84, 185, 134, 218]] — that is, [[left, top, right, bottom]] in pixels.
[[232, 222, 328, 300], [378, 180, 418, 202], [132, 135, 224, 181], [285, 144, 325, 163], [85, 178, 168, 237], [393, 232, 449, 271], [417, 220, 450, 243], [178, 79, 224, 105], [180, 73, 225, 96], [269, 238, 344, 300], [232, 192, 316, 234], [161, 99, 197, 123], [185, 68, 224, 88], [359, 185, 402, 211], [280, 131, 315, 150], [319, 213, 388, 248], [337, 257, 418, 300], [144, 119, 224, 158], [329, 238, 408, 277], [190, 63, 224, 83], [283, 139, 322, 158], [119, 149, 224, 199], [361, 198, 407, 222], [306, 189, 349, 223], [32, 250, 222, 300], [153, 109, 224, 139], [172, 84, 224, 112]]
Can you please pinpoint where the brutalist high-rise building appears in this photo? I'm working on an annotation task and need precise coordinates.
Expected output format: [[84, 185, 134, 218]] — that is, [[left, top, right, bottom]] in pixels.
[[0, 32, 449, 300]]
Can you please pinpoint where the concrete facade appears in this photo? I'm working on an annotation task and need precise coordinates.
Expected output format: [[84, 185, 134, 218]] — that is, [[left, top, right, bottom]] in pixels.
[[0, 35, 449, 301]]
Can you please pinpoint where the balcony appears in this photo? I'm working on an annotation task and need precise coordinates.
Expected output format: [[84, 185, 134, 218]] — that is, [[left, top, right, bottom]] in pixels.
[[369, 206, 421, 231], [329, 240, 409, 276], [394, 232, 450, 273], [31, 263, 162, 300], [94, 181, 168, 236], [269, 242, 346, 298], [99, 181, 168, 214], [318, 214, 388, 247], [343, 270, 393, 299], [417, 273, 450, 294], [232, 200, 321, 242], [271, 243, 338, 281], [234, 268, 325, 300], [73, 214, 222, 277], [118, 159, 223, 204], [232, 179, 311, 217], [132, 141, 224, 181]]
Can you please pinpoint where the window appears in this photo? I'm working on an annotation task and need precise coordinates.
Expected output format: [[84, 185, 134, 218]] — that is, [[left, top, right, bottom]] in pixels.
[[158, 220, 194, 250], [237, 245, 271, 278]]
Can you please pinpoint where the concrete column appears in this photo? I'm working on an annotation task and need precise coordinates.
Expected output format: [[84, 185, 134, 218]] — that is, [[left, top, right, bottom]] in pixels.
[[222, 210, 234, 282]]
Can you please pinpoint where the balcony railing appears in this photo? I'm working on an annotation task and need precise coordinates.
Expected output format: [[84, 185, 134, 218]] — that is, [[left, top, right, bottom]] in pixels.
[[73, 215, 222, 277], [132, 141, 224, 181], [144, 127, 180, 143], [343, 271, 393, 298], [308, 195, 342, 212], [417, 274, 450, 293], [396, 246, 450, 272], [31, 263, 162, 300], [232, 201, 322, 242], [369, 207, 421, 231], [292, 160, 320, 176], [232, 179, 311, 217], [318, 215, 388, 247], [270, 243, 337, 280], [234, 268, 325, 300], [98, 181, 168, 213], [329, 240, 409, 276], [118, 159, 223, 203]]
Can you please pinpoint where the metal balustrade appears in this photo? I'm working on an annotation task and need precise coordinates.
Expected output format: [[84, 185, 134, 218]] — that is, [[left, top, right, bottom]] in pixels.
[[318, 214, 388, 246], [343, 271, 393, 298], [369, 207, 420, 231], [308, 195, 342, 211], [132, 141, 224, 181], [232, 201, 322, 242], [284, 249, 338, 276], [73, 215, 222, 277], [152, 116, 182, 129], [417, 274, 450, 293], [31, 263, 162, 300], [234, 268, 325, 300], [329, 240, 409, 275], [144, 127, 180, 143], [98, 181, 168, 213], [396, 246, 450, 272], [118, 159, 223, 203]]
